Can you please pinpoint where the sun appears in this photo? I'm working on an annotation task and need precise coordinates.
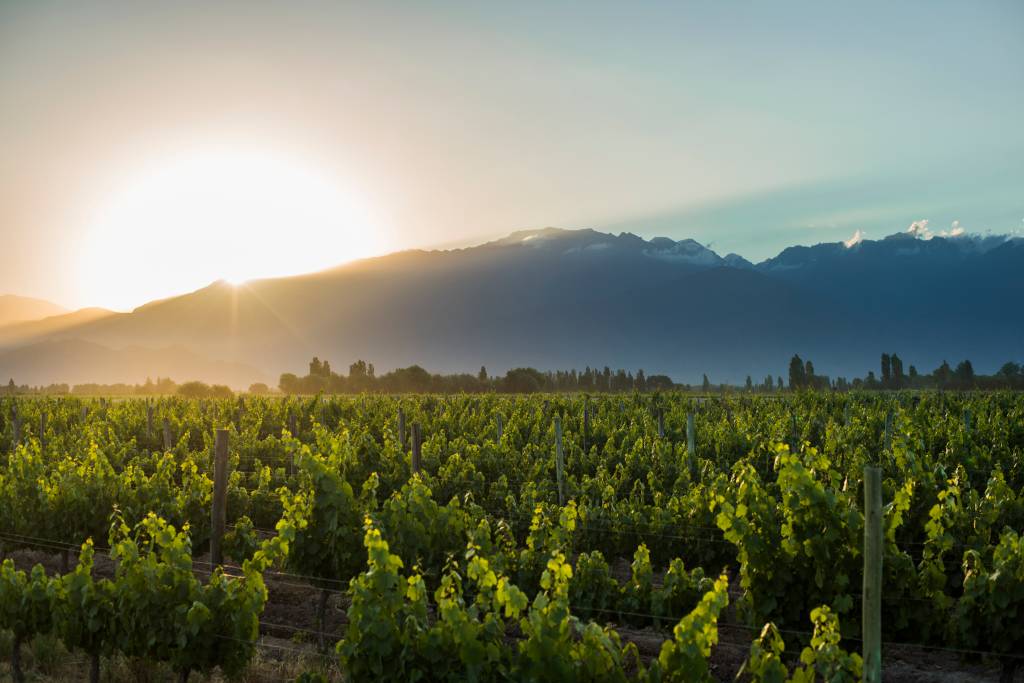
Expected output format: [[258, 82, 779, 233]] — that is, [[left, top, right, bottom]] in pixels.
[[78, 147, 386, 310]]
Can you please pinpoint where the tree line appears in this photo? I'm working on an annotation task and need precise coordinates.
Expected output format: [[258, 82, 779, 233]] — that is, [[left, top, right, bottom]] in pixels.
[[278, 358, 676, 394], [786, 353, 1024, 391], [5, 353, 1023, 396]]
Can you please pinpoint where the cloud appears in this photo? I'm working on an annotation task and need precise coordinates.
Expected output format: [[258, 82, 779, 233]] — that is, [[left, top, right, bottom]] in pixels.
[[843, 229, 865, 248], [942, 220, 965, 238], [906, 219, 932, 239]]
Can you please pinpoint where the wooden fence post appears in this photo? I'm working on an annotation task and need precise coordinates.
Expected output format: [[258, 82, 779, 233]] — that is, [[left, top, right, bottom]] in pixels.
[[883, 409, 894, 454], [11, 405, 19, 450], [582, 405, 590, 454], [554, 415, 565, 506], [162, 418, 172, 451], [39, 411, 46, 452], [210, 429, 229, 567], [285, 410, 298, 475], [398, 407, 406, 450], [411, 422, 422, 476], [146, 401, 154, 439], [863, 465, 883, 682], [686, 412, 698, 480], [686, 412, 695, 457]]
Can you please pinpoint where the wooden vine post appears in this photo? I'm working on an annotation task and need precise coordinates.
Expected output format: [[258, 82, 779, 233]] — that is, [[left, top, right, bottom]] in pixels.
[[863, 465, 883, 682], [657, 408, 665, 439], [210, 429, 229, 567], [582, 404, 590, 454], [397, 407, 406, 450], [495, 412, 503, 442], [39, 411, 46, 452], [883, 409, 894, 454], [146, 400, 154, 439], [287, 411, 298, 475], [11, 404, 20, 450], [686, 411, 696, 477], [162, 418, 172, 451], [554, 415, 566, 506], [411, 422, 422, 476]]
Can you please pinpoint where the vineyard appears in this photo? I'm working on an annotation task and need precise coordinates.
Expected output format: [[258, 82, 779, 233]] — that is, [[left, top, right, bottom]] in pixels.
[[0, 392, 1022, 682]]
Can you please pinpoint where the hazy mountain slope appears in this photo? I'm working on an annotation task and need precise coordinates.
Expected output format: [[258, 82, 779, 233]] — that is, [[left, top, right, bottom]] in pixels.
[[0, 295, 67, 326], [0, 307, 115, 346], [0, 339, 264, 388], [1, 228, 1021, 385], [755, 233, 1024, 372]]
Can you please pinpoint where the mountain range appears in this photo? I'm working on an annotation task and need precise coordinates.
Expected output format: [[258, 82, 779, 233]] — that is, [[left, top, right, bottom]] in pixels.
[[1, 226, 1021, 387], [0, 295, 67, 327]]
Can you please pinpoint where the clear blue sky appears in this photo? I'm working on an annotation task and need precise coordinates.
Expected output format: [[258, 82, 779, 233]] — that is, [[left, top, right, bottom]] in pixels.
[[2, 0, 1022, 306]]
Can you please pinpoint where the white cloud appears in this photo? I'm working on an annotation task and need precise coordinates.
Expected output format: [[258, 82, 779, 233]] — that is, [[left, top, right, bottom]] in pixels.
[[907, 219, 932, 239], [843, 229, 865, 248], [941, 220, 965, 238]]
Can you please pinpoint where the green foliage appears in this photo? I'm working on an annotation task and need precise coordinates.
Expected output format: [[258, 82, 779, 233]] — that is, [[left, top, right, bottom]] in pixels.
[[1, 392, 1023, 680], [108, 513, 267, 679], [0, 558, 56, 678], [741, 607, 862, 683], [283, 450, 364, 588], [54, 540, 116, 661], [223, 515, 260, 564], [951, 529, 1024, 665], [647, 572, 729, 682]]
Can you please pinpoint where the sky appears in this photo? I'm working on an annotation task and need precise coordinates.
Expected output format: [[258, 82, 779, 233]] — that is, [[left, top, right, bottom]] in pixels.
[[1, 0, 1022, 310]]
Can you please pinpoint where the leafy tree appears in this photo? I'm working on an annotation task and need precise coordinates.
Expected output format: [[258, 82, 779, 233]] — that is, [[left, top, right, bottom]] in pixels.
[[881, 353, 892, 386], [998, 362, 1021, 379], [891, 354, 904, 388], [954, 360, 975, 389], [788, 355, 806, 390], [504, 368, 546, 393]]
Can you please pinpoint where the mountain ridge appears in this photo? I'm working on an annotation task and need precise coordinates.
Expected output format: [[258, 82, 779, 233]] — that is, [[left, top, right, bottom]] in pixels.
[[0, 294, 68, 327], [1, 226, 1020, 387]]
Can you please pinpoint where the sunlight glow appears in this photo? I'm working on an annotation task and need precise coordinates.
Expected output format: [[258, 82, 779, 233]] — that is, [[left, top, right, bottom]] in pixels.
[[78, 147, 386, 310]]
